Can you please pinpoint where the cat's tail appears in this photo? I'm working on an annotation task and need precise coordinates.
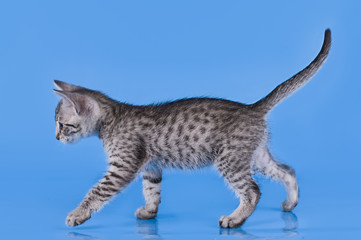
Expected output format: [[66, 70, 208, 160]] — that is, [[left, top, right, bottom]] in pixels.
[[251, 29, 331, 114]]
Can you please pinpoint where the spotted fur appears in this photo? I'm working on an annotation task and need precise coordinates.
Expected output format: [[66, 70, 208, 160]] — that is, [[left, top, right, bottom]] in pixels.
[[54, 30, 331, 228]]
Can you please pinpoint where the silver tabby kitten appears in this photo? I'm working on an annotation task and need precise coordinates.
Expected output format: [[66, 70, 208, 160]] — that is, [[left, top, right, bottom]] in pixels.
[[54, 30, 331, 228]]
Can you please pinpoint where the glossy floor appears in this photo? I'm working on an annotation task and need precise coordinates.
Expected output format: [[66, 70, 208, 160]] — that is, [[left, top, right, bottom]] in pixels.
[[2, 163, 361, 240]]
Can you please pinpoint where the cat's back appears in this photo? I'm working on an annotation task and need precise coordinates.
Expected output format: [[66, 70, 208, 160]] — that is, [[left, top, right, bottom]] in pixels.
[[113, 97, 265, 139], [152, 97, 250, 115], [149, 97, 262, 122], [127, 98, 266, 138]]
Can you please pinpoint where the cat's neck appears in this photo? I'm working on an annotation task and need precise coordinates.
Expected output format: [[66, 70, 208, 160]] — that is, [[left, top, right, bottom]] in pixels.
[[97, 99, 132, 140]]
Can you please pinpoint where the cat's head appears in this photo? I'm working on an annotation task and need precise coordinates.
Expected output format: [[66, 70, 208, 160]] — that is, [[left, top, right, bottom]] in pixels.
[[53, 80, 101, 143]]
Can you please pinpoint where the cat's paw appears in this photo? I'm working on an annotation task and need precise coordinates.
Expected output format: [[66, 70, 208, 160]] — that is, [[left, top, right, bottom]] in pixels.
[[66, 207, 91, 227], [219, 216, 245, 228], [135, 206, 157, 219], [281, 200, 298, 212]]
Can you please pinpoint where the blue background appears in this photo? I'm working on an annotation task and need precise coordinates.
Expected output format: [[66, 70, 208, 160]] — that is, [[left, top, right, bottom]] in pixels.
[[1, 1, 360, 239]]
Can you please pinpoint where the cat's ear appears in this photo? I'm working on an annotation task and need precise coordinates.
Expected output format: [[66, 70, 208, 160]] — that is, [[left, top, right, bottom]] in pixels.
[[54, 80, 85, 92], [53, 90, 97, 116]]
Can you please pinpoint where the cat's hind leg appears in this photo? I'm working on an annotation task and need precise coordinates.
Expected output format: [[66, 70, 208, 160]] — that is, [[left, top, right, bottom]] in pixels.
[[216, 150, 261, 228], [136, 163, 162, 219], [252, 146, 298, 211]]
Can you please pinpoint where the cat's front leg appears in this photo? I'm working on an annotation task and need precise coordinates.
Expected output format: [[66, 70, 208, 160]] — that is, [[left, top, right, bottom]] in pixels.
[[66, 204, 92, 227], [136, 162, 162, 219], [66, 158, 144, 227]]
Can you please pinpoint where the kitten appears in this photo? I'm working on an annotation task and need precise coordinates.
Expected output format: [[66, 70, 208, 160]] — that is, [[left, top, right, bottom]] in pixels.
[[54, 29, 331, 228]]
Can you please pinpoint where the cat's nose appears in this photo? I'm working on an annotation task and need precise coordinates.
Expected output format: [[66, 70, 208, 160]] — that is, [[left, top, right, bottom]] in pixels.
[[56, 134, 60, 140]]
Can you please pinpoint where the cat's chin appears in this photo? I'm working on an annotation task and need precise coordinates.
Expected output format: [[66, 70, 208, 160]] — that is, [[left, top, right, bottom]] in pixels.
[[61, 138, 79, 144]]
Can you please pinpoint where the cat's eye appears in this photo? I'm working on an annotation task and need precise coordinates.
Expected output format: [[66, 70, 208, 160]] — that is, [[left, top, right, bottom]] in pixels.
[[59, 122, 64, 129]]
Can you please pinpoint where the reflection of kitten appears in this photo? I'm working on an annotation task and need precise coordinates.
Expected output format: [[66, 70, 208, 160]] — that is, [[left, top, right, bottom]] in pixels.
[[54, 30, 331, 228]]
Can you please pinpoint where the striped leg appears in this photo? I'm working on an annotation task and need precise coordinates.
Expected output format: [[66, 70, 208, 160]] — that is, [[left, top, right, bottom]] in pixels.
[[66, 157, 143, 227], [136, 163, 162, 219], [216, 151, 261, 228], [252, 146, 298, 211]]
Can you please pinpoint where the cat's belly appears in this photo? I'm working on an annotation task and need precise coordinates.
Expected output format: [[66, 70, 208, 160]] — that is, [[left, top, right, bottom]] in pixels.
[[152, 152, 214, 169]]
